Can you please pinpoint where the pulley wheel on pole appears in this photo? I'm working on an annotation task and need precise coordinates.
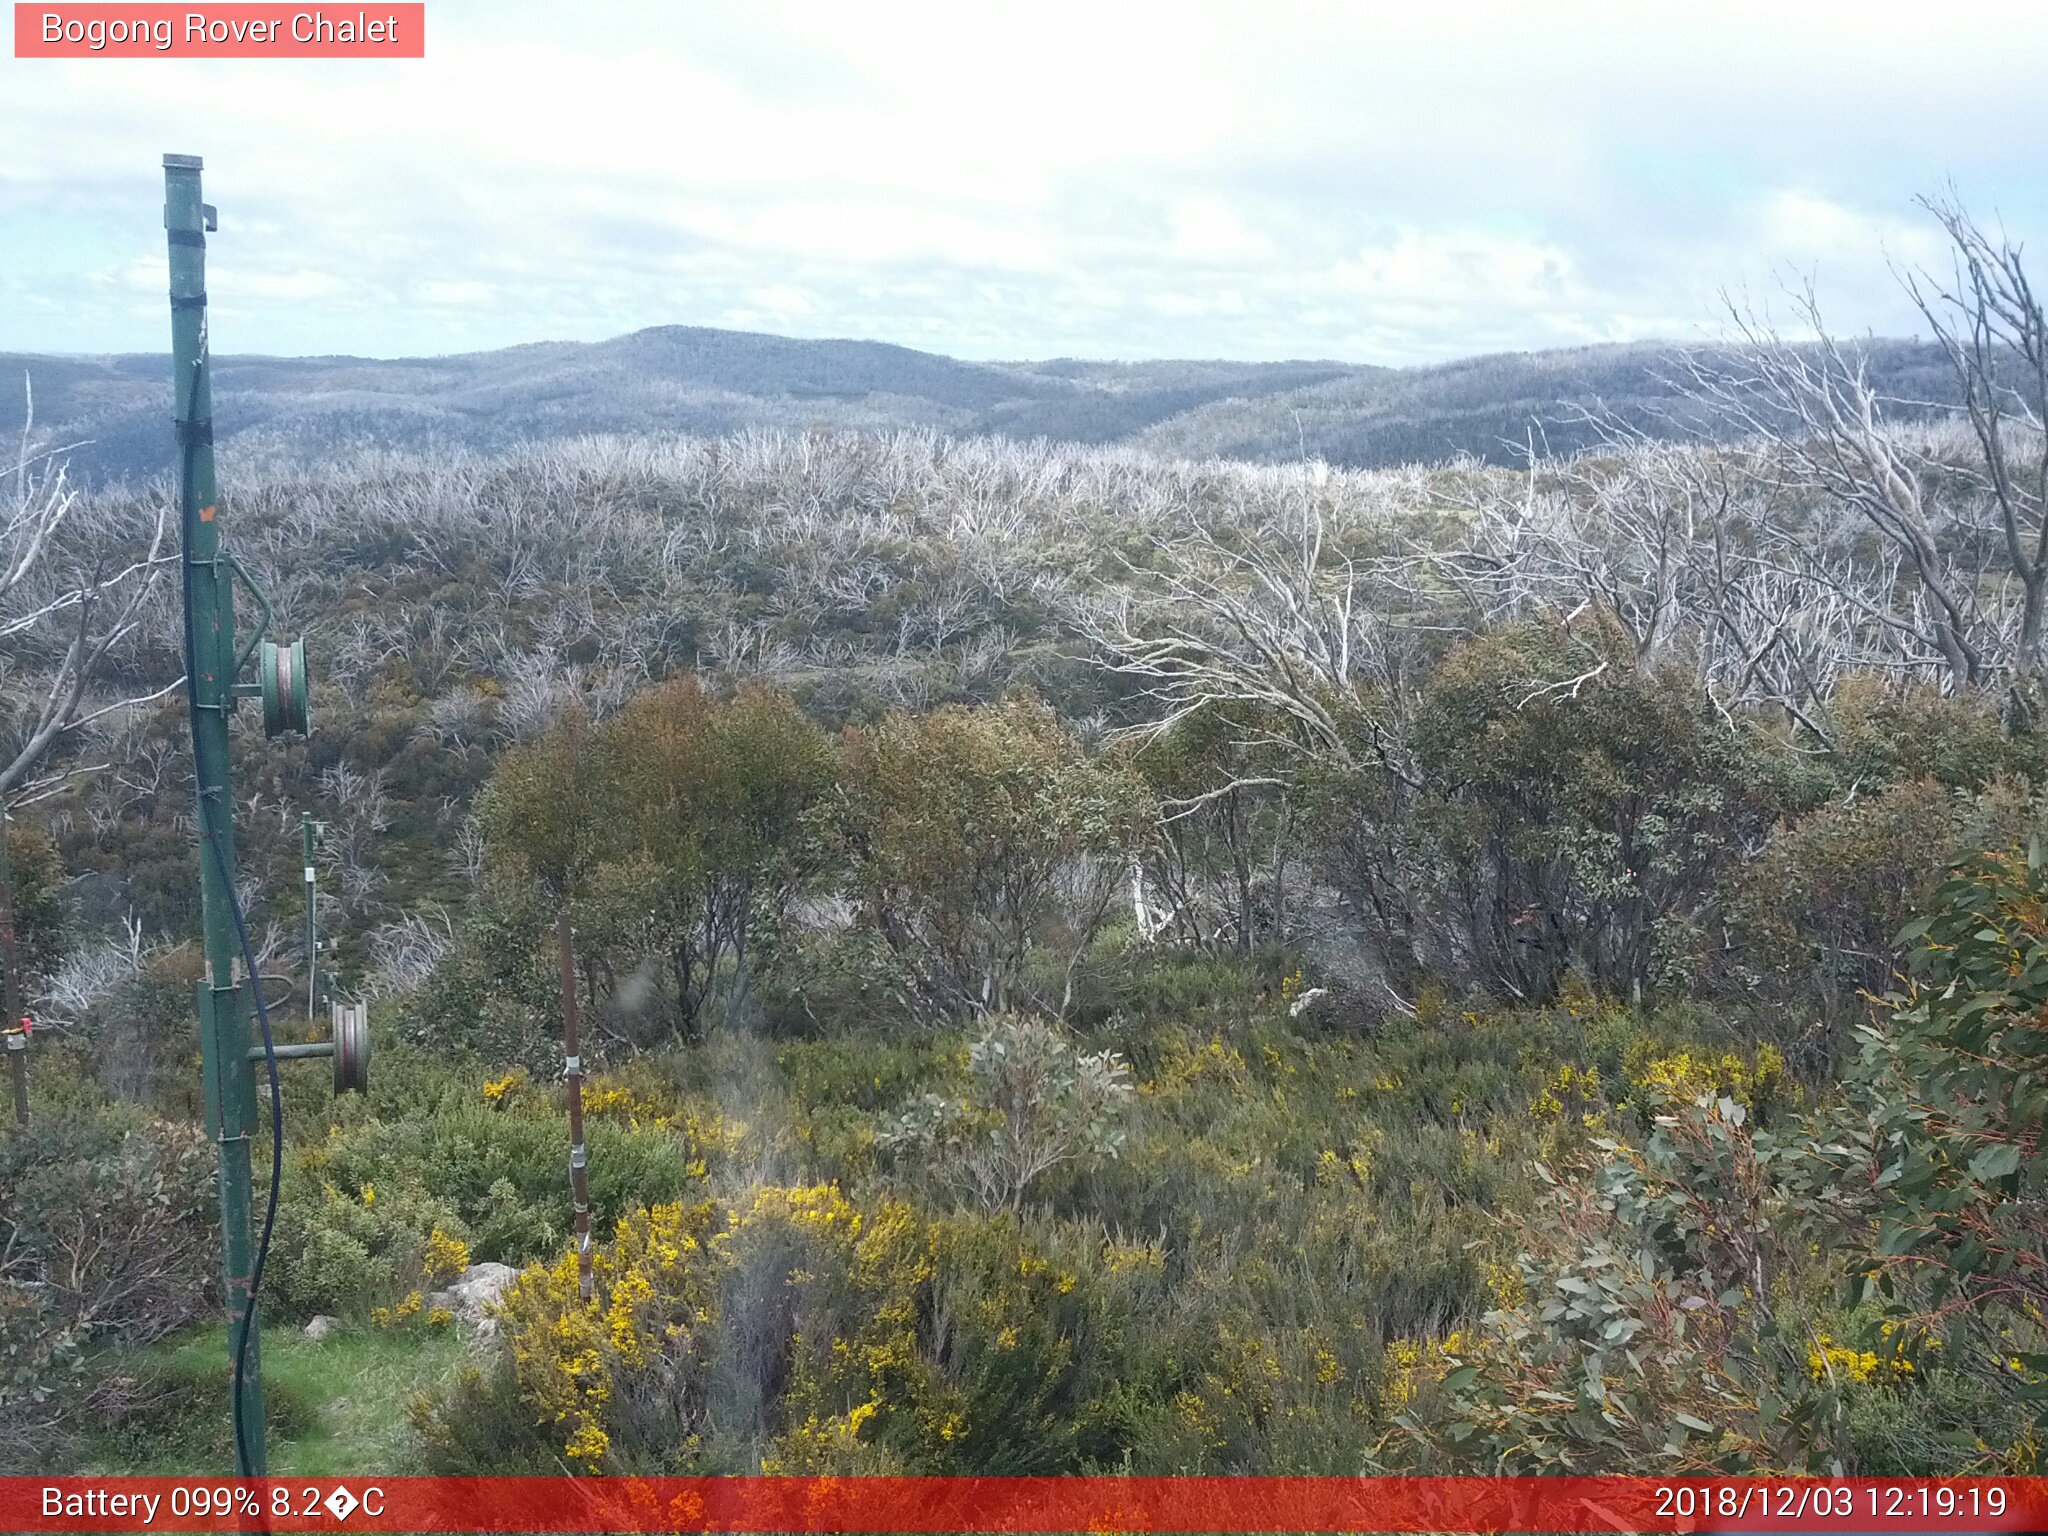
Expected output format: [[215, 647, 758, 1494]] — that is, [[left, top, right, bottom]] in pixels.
[[261, 637, 310, 737], [331, 1001, 370, 1095]]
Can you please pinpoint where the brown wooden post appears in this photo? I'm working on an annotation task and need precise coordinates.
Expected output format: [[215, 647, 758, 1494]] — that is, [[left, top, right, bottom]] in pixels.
[[557, 909, 593, 1303], [4, 1032, 23, 1124], [0, 807, 26, 1125]]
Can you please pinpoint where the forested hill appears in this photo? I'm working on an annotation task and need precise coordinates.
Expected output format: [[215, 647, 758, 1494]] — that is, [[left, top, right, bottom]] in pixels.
[[0, 325, 1954, 483], [0, 330, 1360, 484]]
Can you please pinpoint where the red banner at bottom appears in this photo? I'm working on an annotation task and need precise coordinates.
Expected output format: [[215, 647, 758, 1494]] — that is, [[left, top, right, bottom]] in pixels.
[[4, 1476, 2042, 1533]]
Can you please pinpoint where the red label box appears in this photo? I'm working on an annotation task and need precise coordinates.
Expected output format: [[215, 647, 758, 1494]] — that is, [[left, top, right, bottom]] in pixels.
[[14, 3, 425, 57], [4, 1476, 2046, 1533]]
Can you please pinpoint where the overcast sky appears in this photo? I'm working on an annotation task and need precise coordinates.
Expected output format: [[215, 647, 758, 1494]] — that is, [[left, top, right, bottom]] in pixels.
[[4, 0, 2046, 365]]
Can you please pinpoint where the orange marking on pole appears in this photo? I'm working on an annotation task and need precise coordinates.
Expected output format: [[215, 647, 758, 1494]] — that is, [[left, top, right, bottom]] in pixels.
[[200, 505, 216, 521]]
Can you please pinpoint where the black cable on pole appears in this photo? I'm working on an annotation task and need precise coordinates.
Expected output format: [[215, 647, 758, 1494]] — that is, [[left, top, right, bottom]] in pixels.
[[179, 375, 283, 1479], [210, 814, 284, 1481]]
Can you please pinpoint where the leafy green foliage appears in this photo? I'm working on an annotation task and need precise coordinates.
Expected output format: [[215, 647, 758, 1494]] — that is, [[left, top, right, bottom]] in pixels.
[[478, 707, 617, 900], [0, 818, 68, 990], [0, 1102, 216, 1341], [1724, 776, 2042, 1053], [878, 1014, 1134, 1213], [1803, 848, 2048, 1443], [401, 871, 560, 1065], [476, 679, 837, 1042], [837, 694, 1146, 1021], [268, 1178, 470, 1319], [1829, 679, 2048, 795], [599, 679, 837, 1034], [1384, 1093, 1826, 1472], [272, 1064, 705, 1307], [1323, 619, 1783, 1005]]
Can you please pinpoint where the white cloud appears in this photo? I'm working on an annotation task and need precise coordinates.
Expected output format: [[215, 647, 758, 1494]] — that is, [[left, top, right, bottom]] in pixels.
[[216, 268, 350, 302], [2, 2, 2045, 361], [1328, 229, 1576, 307], [1169, 200, 1276, 267], [1755, 189, 1950, 272], [415, 280, 493, 306]]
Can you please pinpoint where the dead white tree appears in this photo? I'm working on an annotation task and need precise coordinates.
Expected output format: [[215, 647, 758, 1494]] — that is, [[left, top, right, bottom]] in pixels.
[[1070, 484, 1415, 957], [1072, 487, 1408, 775], [1415, 428, 1887, 744], [1903, 194, 2048, 687], [34, 911, 154, 1033], [0, 382, 175, 802], [1678, 287, 1988, 694], [0, 383, 173, 1110], [364, 907, 455, 1000], [1418, 437, 1704, 671]]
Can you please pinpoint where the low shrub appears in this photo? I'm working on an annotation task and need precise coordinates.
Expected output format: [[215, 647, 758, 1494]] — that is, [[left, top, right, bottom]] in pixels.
[[268, 1177, 472, 1319], [296, 1083, 702, 1270], [0, 1101, 216, 1467], [1379, 1094, 1828, 1473], [877, 1014, 1134, 1214]]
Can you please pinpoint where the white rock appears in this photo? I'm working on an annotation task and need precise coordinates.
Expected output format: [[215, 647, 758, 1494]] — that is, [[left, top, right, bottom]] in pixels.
[[440, 1261, 521, 1338], [304, 1315, 341, 1341]]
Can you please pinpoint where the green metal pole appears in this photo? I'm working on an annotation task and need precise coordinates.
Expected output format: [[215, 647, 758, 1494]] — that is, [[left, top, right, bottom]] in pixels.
[[166, 152, 265, 1475]]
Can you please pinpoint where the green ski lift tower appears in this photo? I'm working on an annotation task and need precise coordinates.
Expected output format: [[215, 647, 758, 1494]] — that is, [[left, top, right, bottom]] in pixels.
[[164, 153, 365, 1477]]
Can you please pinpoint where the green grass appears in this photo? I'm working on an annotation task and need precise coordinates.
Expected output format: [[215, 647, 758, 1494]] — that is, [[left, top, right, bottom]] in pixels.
[[80, 1321, 472, 1476]]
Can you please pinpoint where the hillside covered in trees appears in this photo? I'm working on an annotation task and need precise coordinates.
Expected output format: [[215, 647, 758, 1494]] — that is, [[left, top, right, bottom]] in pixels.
[[0, 326, 1960, 486], [6, 201, 2048, 1481]]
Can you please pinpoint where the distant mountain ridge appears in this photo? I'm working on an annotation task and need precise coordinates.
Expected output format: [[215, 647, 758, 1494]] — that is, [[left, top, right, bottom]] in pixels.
[[0, 323, 1955, 483]]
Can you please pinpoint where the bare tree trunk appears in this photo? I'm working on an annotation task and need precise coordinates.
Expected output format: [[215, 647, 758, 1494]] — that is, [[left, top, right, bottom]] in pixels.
[[1270, 791, 1291, 946], [558, 910, 593, 1305], [1230, 813, 1253, 957]]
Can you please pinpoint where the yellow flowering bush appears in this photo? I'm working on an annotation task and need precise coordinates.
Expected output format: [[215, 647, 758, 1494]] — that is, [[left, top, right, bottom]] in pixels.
[[1141, 1035, 1250, 1099], [371, 1290, 425, 1329], [580, 1076, 672, 1123], [1379, 1333, 1463, 1410], [461, 1180, 1201, 1476], [424, 1227, 471, 1284], [1103, 1241, 1163, 1275], [1530, 1062, 1600, 1121], [1624, 1042, 1788, 1121], [497, 1198, 717, 1471], [1808, 1332, 1914, 1386], [1805, 1320, 1932, 1388]]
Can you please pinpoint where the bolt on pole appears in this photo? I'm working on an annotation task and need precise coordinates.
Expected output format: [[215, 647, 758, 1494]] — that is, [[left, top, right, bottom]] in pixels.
[[165, 151, 266, 1475]]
